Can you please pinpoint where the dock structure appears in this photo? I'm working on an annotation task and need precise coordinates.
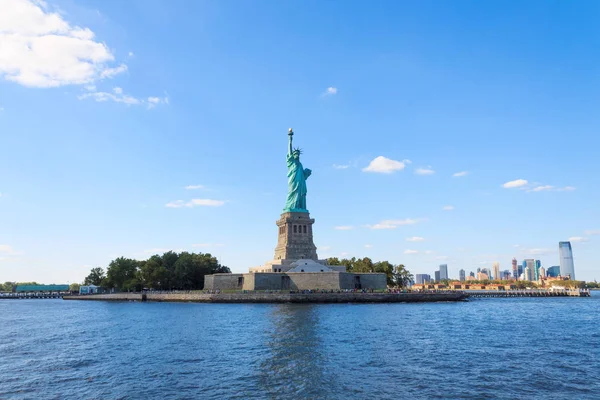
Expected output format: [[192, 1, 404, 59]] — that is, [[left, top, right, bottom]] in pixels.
[[466, 289, 590, 298], [0, 292, 66, 299]]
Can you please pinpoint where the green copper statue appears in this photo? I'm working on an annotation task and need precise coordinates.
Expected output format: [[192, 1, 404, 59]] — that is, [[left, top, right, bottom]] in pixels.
[[284, 128, 311, 213]]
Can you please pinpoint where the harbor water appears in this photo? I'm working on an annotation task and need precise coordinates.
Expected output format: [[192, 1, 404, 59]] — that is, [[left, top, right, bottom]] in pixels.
[[1, 293, 599, 399]]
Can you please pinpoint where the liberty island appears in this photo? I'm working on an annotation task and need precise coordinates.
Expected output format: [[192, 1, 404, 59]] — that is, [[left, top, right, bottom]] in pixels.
[[204, 128, 388, 291]]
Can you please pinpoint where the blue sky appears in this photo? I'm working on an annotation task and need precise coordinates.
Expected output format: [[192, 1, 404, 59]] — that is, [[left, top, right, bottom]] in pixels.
[[1, 0, 599, 283]]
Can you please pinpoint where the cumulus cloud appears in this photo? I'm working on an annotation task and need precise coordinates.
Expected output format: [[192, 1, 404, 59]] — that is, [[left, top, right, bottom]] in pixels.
[[404, 249, 419, 255], [185, 185, 204, 190], [415, 167, 435, 175], [443, 205, 454, 211], [503, 179, 529, 189], [165, 199, 225, 208], [147, 95, 169, 109], [453, 171, 468, 177], [334, 225, 353, 230], [402, 159, 412, 164], [557, 186, 576, 191], [568, 237, 588, 243], [530, 185, 554, 192], [0, 0, 127, 87], [363, 156, 405, 174], [364, 244, 373, 248], [368, 218, 421, 230], [406, 236, 425, 242], [323, 87, 337, 96]]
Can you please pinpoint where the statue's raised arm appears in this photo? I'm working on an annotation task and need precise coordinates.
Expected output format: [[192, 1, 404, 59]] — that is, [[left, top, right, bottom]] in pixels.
[[287, 128, 294, 157]]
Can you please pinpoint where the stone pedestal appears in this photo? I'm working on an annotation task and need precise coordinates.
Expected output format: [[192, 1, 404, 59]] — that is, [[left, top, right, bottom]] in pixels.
[[273, 212, 318, 261]]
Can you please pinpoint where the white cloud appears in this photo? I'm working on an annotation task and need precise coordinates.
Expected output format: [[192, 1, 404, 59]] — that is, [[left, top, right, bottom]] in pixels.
[[340, 252, 349, 257], [406, 236, 425, 242], [363, 156, 405, 174], [165, 199, 225, 208], [128, 51, 134, 57], [364, 244, 373, 248], [368, 218, 421, 230], [443, 205, 454, 211], [0, 106, 4, 112], [323, 87, 337, 96], [568, 237, 588, 243], [78, 90, 142, 105], [453, 171, 468, 177], [143, 248, 183, 255], [584, 230, 600, 236], [334, 225, 353, 230], [402, 159, 412, 164], [100, 64, 127, 79], [333, 164, 350, 169], [531, 185, 554, 192], [185, 185, 204, 190], [192, 243, 225, 248], [424, 250, 434, 255], [415, 167, 435, 175], [503, 179, 528, 189], [319, 245, 332, 251], [436, 256, 449, 260], [557, 186, 576, 192], [0, 0, 127, 87], [404, 249, 419, 255], [147, 96, 169, 109]]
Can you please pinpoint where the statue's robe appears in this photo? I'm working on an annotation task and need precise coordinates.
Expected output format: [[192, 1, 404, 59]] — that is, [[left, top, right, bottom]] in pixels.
[[284, 154, 310, 212]]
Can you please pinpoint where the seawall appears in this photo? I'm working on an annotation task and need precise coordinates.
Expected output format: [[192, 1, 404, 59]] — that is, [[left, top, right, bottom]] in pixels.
[[63, 292, 469, 303]]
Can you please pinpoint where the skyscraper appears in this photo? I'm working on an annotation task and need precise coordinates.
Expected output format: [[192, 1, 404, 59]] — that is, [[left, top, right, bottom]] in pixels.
[[547, 266, 560, 277], [539, 267, 546, 279], [459, 269, 466, 281], [492, 262, 500, 281], [534, 260, 542, 280], [415, 274, 431, 284], [439, 264, 448, 280], [512, 258, 518, 279], [434, 271, 441, 282], [523, 259, 535, 281], [559, 241, 575, 279]]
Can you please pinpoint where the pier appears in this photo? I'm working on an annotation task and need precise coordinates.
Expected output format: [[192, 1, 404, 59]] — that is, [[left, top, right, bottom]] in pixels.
[[0, 292, 66, 299], [466, 289, 590, 298]]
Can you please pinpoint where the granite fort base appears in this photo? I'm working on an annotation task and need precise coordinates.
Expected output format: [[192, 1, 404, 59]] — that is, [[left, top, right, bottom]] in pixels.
[[204, 271, 387, 291]]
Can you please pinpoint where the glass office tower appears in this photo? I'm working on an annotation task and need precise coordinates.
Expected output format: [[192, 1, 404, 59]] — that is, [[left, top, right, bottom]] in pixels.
[[559, 241, 575, 280]]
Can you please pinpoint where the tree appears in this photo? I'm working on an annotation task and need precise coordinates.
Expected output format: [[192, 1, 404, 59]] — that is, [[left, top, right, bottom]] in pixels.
[[69, 283, 81, 292], [373, 261, 394, 285], [105, 257, 141, 291], [393, 264, 414, 288], [84, 267, 106, 286]]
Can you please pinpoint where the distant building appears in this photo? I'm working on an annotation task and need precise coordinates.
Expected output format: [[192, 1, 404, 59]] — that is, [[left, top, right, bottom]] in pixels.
[[439, 264, 448, 280], [459, 269, 466, 282], [502, 270, 511, 280], [492, 262, 500, 281], [434, 271, 441, 282], [415, 274, 431, 285], [79, 285, 104, 295], [469, 271, 475, 278], [481, 268, 491, 278], [539, 267, 546, 279], [523, 259, 535, 281], [477, 271, 489, 280], [15, 284, 69, 293], [512, 258, 518, 279], [534, 260, 542, 280], [547, 266, 561, 278], [559, 241, 575, 280]]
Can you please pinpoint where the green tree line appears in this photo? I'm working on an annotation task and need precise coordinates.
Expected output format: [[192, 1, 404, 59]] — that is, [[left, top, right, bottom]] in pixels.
[[327, 257, 414, 287], [80, 251, 230, 292]]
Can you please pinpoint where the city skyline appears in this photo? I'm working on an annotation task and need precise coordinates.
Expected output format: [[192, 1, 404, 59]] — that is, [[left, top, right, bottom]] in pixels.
[[1, 0, 599, 283]]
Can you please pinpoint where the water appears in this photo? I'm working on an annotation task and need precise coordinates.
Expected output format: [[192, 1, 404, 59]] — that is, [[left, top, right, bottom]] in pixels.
[[1, 294, 599, 399]]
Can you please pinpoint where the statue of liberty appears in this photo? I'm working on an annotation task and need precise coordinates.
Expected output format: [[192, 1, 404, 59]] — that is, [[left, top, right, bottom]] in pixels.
[[284, 128, 311, 212]]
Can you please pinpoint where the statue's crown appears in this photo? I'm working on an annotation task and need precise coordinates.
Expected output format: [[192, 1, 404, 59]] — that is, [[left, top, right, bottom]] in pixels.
[[293, 147, 302, 154]]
